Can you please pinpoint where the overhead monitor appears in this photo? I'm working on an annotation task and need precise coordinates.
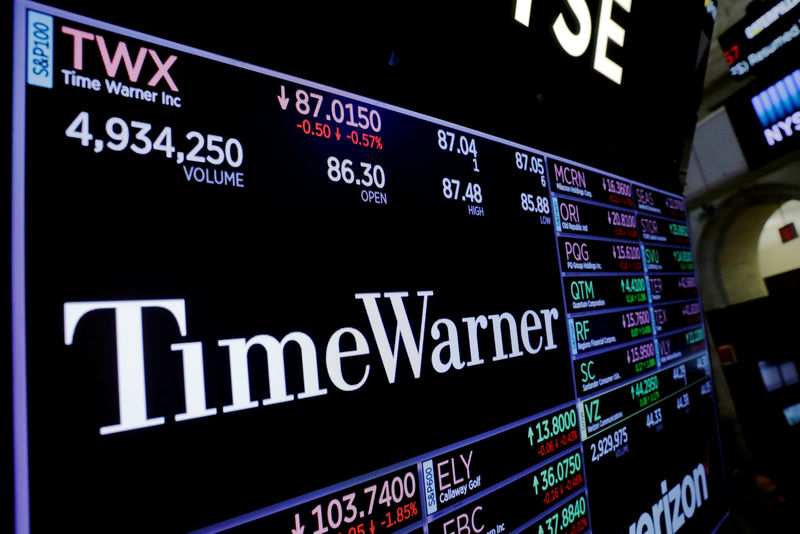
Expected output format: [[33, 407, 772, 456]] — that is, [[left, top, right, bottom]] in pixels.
[[726, 66, 800, 169], [719, 0, 800, 79]]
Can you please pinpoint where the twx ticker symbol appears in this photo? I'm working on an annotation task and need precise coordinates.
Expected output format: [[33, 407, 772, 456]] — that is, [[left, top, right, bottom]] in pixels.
[[513, 0, 632, 85], [61, 26, 180, 91]]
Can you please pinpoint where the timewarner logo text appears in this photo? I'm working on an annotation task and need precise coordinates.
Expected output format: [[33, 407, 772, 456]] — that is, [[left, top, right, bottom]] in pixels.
[[64, 293, 560, 435]]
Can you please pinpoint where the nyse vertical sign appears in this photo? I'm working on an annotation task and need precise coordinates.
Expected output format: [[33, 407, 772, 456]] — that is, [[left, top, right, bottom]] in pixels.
[[504, 0, 714, 191], [513, 0, 633, 84]]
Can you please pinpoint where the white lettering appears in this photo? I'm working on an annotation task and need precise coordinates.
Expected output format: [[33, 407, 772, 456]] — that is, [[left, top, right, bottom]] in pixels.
[[745, 0, 800, 39], [553, 0, 593, 57], [594, 0, 632, 84], [355, 291, 433, 382], [636, 511, 654, 534], [64, 299, 186, 434], [488, 312, 524, 361], [218, 332, 327, 411], [629, 465, 709, 534], [171, 341, 217, 422], [669, 478, 684, 531], [326, 327, 371, 391], [430, 318, 465, 373], [542, 308, 560, 350], [64, 292, 563, 435], [514, 0, 534, 27], [520, 310, 543, 354], [462, 315, 488, 367], [778, 116, 794, 135]]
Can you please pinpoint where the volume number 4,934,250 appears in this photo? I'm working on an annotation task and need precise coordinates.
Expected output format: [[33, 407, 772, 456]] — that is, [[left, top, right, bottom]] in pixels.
[[65, 111, 244, 168]]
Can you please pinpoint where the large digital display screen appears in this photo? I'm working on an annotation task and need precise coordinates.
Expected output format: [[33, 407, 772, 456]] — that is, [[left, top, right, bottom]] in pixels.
[[11, 2, 727, 533], [726, 66, 800, 169], [718, 0, 800, 79]]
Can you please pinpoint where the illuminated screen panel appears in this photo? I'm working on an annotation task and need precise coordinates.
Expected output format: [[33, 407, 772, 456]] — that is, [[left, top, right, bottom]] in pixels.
[[726, 66, 800, 169], [718, 0, 800, 79], [11, 2, 728, 533]]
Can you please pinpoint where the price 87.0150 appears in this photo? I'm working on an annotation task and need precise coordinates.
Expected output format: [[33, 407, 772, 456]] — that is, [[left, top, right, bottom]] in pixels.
[[291, 88, 382, 133], [65, 111, 243, 168], [283, 87, 384, 150]]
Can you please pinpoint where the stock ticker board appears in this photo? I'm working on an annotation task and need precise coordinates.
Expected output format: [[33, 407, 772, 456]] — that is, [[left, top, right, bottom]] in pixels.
[[11, 2, 728, 533]]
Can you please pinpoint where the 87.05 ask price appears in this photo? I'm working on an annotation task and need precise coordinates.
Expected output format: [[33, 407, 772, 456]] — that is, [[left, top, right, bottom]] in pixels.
[[65, 111, 244, 168]]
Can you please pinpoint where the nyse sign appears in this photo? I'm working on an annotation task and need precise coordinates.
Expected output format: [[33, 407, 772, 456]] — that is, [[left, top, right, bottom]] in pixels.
[[513, 0, 633, 84]]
